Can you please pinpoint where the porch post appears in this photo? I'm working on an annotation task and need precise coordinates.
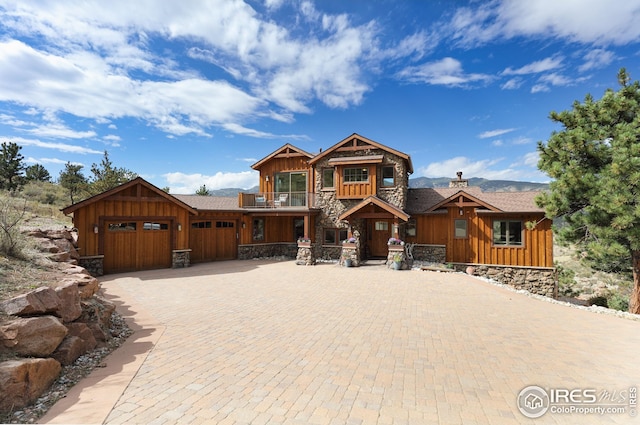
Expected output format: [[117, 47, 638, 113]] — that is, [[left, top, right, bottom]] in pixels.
[[393, 217, 400, 239], [304, 213, 311, 238]]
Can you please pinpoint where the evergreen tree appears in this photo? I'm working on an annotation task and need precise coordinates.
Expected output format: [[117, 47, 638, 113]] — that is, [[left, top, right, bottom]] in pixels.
[[59, 162, 88, 204], [0, 141, 25, 192], [89, 151, 137, 194], [195, 184, 210, 196], [25, 164, 51, 182], [537, 68, 640, 313]]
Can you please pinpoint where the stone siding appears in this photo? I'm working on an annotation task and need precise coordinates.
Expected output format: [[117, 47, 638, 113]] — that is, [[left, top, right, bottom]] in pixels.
[[458, 264, 557, 298], [172, 249, 191, 268], [408, 244, 446, 264], [78, 256, 104, 277], [238, 243, 297, 260], [296, 245, 315, 266]]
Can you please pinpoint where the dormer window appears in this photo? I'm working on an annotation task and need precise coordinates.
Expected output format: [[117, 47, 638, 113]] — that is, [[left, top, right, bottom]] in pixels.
[[344, 167, 369, 182], [382, 166, 395, 187]]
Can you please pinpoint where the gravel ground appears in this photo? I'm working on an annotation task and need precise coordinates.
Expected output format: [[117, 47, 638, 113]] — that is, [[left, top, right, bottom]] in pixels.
[[0, 311, 133, 424]]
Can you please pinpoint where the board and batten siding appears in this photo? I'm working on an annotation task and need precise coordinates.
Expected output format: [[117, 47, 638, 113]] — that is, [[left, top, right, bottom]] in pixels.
[[408, 207, 553, 268], [72, 194, 191, 257]]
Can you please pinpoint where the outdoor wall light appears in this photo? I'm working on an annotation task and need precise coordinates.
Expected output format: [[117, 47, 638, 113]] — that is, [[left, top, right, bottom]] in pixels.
[[93, 224, 99, 234], [177, 223, 182, 231], [242, 222, 246, 229], [265, 175, 270, 182], [459, 208, 464, 216]]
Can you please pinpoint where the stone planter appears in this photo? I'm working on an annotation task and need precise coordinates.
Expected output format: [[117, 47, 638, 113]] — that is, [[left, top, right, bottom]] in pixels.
[[297, 241, 311, 248]]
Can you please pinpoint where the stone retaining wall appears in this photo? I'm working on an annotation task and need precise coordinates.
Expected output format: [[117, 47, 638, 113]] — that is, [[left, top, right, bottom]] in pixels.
[[456, 264, 557, 298]]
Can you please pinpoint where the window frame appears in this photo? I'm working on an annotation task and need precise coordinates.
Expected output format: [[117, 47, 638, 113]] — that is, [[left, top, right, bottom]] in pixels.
[[323, 228, 348, 245], [381, 165, 395, 187], [253, 218, 265, 241], [322, 168, 335, 189], [343, 167, 369, 183], [454, 219, 468, 239], [492, 219, 524, 247]]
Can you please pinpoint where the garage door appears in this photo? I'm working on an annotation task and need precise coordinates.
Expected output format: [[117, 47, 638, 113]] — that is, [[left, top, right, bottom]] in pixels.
[[103, 221, 172, 273], [190, 220, 237, 263]]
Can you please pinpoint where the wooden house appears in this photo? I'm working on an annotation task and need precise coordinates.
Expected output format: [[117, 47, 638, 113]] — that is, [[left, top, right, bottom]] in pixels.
[[63, 133, 553, 281]]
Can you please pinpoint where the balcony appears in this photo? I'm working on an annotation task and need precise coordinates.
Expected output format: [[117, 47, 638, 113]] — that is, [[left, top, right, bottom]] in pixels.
[[238, 192, 315, 208]]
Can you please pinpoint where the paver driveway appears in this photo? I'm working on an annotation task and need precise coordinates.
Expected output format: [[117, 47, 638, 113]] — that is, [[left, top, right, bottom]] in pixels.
[[42, 260, 640, 424]]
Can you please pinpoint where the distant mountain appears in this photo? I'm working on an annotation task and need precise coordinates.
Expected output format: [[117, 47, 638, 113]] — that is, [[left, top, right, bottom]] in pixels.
[[409, 177, 548, 192], [208, 186, 259, 197], [204, 179, 547, 197]]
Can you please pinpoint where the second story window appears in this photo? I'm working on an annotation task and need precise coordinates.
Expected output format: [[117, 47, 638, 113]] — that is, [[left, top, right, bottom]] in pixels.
[[381, 166, 395, 187], [323, 168, 334, 188], [344, 167, 368, 183]]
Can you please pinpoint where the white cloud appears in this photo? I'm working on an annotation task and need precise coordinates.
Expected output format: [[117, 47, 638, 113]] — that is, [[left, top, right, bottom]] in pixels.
[[531, 84, 550, 94], [501, 78, 523, 90], [26, 124, 96, 139], [449, 0, 640, 46], [396, 57, 493, 87], [502, 57, 564, 76], [478, 128, 516, 139], [25, 156, 84, 166], [13, 137, 103, 154], [579, 49, 615, 72], [0, 1, 385, 138], [163, 170, 258, 193], [419, 156, 509, 179]]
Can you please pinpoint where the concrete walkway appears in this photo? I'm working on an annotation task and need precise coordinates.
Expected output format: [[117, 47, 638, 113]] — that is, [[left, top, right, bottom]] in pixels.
[[41, 260, 640, 424]]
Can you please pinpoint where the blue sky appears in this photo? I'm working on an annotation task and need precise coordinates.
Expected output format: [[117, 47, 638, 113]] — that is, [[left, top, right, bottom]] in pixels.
[[1, 0, 640, 193]]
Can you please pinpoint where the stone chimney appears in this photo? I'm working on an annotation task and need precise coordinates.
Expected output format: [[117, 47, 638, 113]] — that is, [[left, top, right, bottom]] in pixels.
[[449, 171, 469, 188]]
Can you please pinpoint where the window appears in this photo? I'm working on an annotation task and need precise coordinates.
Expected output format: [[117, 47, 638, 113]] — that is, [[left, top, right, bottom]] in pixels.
[[375, 221, 388, 231], [294, 218, 305, 241], [191, 221, 212, 229], [108, 222, 136, 231], [405, 219, 417, 237], [323, 228, 348, 245], [216, 221, 234, 228], [454, 219, 467, 238], [344, 167, 369, 182], [381, 166, 395, 187], [322, 168, 334, 188], [143, 222, 168, 230], [253, 218, 264, 241], [493, 220, 523, 246]]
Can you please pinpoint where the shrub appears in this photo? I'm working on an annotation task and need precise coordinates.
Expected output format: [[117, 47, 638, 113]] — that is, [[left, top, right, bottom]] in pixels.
[[555, 263, 578, 297], [0, 195, 27, 258], [607, 292, 629, 311]]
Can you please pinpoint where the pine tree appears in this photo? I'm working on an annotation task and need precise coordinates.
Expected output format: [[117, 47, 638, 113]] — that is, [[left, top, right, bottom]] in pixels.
[[537, 68, 640, 313], [0, 141, 26, 192], [59, 162, 88, 204], [25, 164, 51, 182], [195, 184, 210, 196], [89, 151, 137, 194]]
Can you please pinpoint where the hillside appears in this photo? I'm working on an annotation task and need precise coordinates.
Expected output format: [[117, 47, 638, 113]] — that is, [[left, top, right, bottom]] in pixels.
[[408, 177, 548, 192]]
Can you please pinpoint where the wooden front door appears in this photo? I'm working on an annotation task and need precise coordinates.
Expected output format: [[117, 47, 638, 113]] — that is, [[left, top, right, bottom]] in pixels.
[[370, 219, 392, 257], [103, 220, 172, 273]]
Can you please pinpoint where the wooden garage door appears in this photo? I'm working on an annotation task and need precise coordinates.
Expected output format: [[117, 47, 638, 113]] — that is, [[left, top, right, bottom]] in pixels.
[[190, 220, 237, 263], [103, 221, 172, 273]]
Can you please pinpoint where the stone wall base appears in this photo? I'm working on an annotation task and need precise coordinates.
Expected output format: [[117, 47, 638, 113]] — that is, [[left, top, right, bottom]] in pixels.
[[296, 246, 316, 265], [172, 249, 191, 268], [456, 263, 557, 298], [78, 255, 104, 277], [409, 244, 446, 263], [238, 243, 297, 260]]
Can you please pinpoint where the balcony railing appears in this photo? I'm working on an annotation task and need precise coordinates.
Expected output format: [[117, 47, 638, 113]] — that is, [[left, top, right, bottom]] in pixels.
[[238, 192, 315, 208]]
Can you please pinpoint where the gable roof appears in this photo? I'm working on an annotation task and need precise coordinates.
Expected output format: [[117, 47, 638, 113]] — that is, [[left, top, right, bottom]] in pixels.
[[251, 144, 315, 170], [309, 133, 414, 174], [338, 196, 410, 221], [406, 187, 545, 214], [62, 177, 197, 215]]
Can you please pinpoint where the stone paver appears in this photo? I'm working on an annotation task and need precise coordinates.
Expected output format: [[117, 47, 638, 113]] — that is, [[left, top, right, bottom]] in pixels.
[[42, 260, 640, 424]]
